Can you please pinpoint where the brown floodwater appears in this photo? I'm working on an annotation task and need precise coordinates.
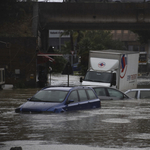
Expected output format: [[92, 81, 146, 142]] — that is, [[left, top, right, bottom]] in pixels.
[[0, 80, 150, 150]]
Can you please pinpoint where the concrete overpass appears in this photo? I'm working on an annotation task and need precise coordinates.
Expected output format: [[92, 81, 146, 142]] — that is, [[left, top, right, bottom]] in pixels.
[[32, 2, 150, 73], [38, 2, 150, 30]]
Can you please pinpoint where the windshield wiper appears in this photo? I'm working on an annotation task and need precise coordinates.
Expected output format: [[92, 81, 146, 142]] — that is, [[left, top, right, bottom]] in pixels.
[[95, 80, 105, 82], [85, 79, 95, 81], [30, 98, 42, 102]]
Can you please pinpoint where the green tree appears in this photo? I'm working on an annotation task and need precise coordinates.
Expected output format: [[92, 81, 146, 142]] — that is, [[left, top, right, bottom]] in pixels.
[[61, 30, 84, 54], [61, 30, 124, 75], [77, 30, 125, 75], [50, 56, 67, 73], [0, 0, 33, 37], [132, 30, 150, 44]]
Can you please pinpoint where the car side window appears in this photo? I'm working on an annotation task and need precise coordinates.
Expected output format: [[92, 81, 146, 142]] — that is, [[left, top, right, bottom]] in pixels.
[[78, 90, 88, 101], [126, 91, 137, 98], [107, 88, 123, 99], [68, 90, 79, 103], [86, 89, 97, 100], [94, 88, 106, 96], [140, 91, 150, 99]]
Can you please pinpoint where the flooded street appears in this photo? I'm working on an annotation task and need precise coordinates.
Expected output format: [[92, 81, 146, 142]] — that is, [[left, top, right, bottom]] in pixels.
[[0, 75, 150, 150]]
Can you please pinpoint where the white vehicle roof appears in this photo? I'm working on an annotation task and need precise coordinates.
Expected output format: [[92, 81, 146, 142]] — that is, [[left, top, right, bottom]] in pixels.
[[125, 88, 150, 93]]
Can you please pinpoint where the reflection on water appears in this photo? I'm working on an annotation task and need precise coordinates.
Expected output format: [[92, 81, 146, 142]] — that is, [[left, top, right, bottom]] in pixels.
[[0, 87, 150, 150]]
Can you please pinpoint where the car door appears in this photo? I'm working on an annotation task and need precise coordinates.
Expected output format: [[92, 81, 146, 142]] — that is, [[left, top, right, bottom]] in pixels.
[[140, 90, 150, 99], [65, 90, 79, 111], [86, 89, 101, 109], [78, 89, 89, 110], [106, 88, 126, 100], [93, 87, 113, 100], [125, 90, 138, 99]]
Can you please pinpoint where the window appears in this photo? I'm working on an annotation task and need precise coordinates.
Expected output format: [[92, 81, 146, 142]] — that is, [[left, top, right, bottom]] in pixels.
[[140, 46, 145, 52], [94, 88, 106, 96], [31, 90, 68, 102], [140, 91, 150, 99], [124, 30, 128, 34], [117, 30, 122, 33], [78, 90, 88, 102], [107, 88, 123, 99], [85, 71, 113, 83], [86, 89, 97, 100], [128, 45, 133, 51], [68, 91, 78, 103], [133, 46, 140, 51], [126, 91, 137, 99]]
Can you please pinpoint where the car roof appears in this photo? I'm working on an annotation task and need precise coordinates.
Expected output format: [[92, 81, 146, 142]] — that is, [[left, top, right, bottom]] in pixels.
[[88, 86, 105, 88], [43, 86, 93, 91], [89, 86, 120, 90], [44, 87, 72, 91], [126, 89, 150, 91]]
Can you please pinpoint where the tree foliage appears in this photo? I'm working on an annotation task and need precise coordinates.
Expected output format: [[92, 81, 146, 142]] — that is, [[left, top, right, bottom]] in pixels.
[[0, 0, 33, 37], [77, 30, 125, 75], [132, 30, 150, 44], [61, 30, 84, 54], [50, 57, 67, 73], [61, 30, 125, 75]]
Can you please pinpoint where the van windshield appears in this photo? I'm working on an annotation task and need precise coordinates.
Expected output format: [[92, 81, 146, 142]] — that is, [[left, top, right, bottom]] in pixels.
[[84, 71, 113, 83]]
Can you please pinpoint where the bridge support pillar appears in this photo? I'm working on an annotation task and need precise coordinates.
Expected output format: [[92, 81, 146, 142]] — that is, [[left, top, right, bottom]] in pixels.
[[147, 40, 150, 73]]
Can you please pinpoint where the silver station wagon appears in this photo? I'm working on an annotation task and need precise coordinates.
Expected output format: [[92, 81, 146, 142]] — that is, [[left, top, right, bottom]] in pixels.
[[125, 89, 150, 99]]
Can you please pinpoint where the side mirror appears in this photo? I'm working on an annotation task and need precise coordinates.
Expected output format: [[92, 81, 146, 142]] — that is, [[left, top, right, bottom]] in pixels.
[[67, 99, 74, 104], [111, 73, 116, 86], [27, 98, 31, 101], [111, 80, 116, 86], [124, 94, 129, 99], [80, 77, 83, 82]]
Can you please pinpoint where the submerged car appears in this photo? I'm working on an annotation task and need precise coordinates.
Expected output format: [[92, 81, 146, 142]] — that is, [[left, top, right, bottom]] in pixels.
[[15, 86, 101, 113], [125, 89, 150, 99], [111, 0, 150, 2], [91, 86, 130, 100]]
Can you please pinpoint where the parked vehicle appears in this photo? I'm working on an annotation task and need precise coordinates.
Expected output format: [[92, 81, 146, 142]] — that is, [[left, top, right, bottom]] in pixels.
[[0, 68, 5, 89], [72, 63, 81, 72], [80, 50, 139, 92], [92, 86, 130, 100], [63, 0, 150, 2], [15, 86, 101, 113], [106, 0, 150, 2], [111, 0, 150, 2], [125, 89, 150, 99]]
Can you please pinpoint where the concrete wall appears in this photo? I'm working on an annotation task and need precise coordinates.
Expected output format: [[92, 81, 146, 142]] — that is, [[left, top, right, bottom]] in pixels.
[[0, 37, 37, 87]]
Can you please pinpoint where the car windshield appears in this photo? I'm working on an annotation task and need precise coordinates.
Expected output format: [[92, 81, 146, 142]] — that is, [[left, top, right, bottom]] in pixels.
[[30, 90, 68, 102], [84, 71, 113, 83]]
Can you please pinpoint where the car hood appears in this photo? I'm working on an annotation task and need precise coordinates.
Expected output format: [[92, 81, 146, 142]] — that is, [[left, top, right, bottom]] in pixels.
[[19, 101, 61, 112]]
